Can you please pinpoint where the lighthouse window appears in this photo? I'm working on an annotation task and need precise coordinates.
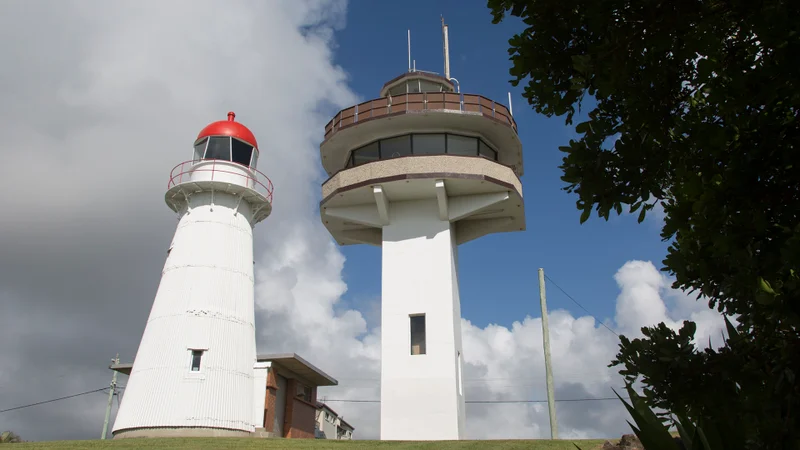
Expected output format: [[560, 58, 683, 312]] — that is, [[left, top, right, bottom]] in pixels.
[[410, 314, 426, 355], [250, 149, 259, 168], [232, 138, 254, 166], [190, 349, 204, 371], [205, 136, 232, 161], [193, 138, 208, 163]]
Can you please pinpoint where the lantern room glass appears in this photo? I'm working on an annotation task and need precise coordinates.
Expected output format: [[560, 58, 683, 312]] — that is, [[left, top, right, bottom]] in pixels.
[[193, 136, 258, 168]]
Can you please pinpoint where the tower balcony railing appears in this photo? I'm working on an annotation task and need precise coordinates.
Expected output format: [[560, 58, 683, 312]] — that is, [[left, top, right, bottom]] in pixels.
[[168, 159, 274, 203], [323, 93, 517, 141]]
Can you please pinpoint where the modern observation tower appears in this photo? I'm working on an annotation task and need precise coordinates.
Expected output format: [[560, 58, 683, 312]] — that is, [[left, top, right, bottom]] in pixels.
[[113, 112, 274, 438], [318, 21, 525, 440]]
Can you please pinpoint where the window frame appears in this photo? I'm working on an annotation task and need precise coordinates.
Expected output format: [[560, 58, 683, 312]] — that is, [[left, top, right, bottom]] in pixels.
[[189, 349, 204, 372], [410, 313, 427, 356], [231, 137, 255, 167], [193, 138, 208, 164], [345, 133, 499, 169], [203, 136, 232, 161]]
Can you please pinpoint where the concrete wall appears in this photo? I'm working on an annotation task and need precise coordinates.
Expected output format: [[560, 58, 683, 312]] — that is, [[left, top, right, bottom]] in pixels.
[[380, 198, 465, 440]]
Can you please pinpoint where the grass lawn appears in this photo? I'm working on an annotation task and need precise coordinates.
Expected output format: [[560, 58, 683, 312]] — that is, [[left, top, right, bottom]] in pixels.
[[13, 438, 610, 449]]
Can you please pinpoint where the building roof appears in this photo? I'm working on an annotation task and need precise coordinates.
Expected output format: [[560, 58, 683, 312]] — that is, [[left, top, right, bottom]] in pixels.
[[316, 402, 355, 430], [196, 111, 258, 148], [379, 71, 455, 97], [257, 353, 338, 387]]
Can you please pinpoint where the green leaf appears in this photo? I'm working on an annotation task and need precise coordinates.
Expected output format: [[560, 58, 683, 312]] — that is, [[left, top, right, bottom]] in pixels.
[[580, 208, 591, 224], [758, 276, 775, 295], [575, 121, 592, 134]]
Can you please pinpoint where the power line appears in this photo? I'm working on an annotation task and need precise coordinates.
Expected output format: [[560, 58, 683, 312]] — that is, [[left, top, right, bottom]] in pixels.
[[0, 388, 107, 414], [322, 396, 629, 404], [544, 273, 619, 337]]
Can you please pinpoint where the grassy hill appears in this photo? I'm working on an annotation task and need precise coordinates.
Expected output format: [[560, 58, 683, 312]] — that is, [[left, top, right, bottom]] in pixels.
[[12, 438, 609, 449]]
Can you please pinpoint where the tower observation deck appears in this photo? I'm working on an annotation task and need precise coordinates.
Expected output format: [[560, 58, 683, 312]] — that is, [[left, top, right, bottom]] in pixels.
[[318, 22, 525, 442]]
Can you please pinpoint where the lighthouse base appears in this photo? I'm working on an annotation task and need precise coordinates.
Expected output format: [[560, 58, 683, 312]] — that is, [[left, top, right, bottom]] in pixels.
[[113, 427, 252, 439], [380, 198, 467, 441]]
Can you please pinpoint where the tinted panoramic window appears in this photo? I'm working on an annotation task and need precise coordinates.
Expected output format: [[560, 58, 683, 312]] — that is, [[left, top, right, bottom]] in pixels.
[[345, 133, 497, 168], [413, 134, 445, 155], [205, 136, 231, 161], [447, 134, 478, 155], [231, 139, 254, 166], [387, 85, 406, 96], [352, 141, 379, 167], [479, 140, 497, 160], [419, 80, 446, 93], [381, 135, 412, 158]]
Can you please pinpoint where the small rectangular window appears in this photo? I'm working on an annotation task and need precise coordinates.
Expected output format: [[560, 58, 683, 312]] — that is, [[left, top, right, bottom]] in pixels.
[[352, 141, 379, 166], [232, 139, 254, 166], [412, 134, 445, 155], [479, 140, 498, 160], [381, 135, 412, 159], [204, 136, 231, 161], [250, 149, 259, 168], [296, 384, 312, 402], [190, 349, 203, 372], [447, 135, 478, 156], [410, 314, 426, 355]]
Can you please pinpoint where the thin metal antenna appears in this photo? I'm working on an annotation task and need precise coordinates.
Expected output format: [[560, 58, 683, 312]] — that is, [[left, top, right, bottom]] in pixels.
[[407, 30, 411, 72], [508, 92, 514, 116], [442, 16, 451, 80]]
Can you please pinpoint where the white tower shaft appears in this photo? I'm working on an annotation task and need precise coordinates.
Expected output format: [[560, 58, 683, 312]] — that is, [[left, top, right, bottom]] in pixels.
[[113, 190, 257, 436], [379, 198, 468, 440]]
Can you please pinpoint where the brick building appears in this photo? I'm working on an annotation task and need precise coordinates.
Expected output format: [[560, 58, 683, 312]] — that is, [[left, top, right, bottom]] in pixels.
[[254, 353, 338, 438]]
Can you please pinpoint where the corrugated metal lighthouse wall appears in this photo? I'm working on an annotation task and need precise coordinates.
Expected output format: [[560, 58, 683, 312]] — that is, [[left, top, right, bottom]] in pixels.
[[113, 191, 257, 435]]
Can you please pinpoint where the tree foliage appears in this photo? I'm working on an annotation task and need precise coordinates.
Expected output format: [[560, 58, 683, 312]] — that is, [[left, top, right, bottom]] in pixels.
[[0, 431, 22, 444], [488, 0, 800, 448]]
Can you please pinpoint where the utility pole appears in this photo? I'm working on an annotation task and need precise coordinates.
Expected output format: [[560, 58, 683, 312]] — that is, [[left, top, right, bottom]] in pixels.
[[101, 354, 119, 440], [538, 268, 558, 439]]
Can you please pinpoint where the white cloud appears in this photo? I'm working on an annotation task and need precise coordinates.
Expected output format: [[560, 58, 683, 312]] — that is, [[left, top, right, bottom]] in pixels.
[[264, 254, 732, 440], [0, 0, 732, 443]]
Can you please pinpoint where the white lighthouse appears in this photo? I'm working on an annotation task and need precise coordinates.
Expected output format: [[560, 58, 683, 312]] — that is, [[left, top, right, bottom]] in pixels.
[[318, 24, 525, 440], [113, 112, 273, 438]]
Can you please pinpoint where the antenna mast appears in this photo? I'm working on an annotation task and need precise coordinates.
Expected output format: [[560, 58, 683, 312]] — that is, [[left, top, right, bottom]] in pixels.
[[441, 16, 451, 80], [407, 29, 412, 72]]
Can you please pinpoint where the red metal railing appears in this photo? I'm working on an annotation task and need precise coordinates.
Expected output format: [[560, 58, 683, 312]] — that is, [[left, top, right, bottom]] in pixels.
[[323, 92, 517, 140], [168, 159, 274, 203]]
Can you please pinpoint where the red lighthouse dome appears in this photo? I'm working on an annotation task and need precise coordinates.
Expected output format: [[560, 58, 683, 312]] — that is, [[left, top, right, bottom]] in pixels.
[[196, 111, 258, 149]]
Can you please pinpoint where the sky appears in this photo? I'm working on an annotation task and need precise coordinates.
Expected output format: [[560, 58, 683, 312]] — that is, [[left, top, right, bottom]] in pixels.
[[0, 0, 730, 442]]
